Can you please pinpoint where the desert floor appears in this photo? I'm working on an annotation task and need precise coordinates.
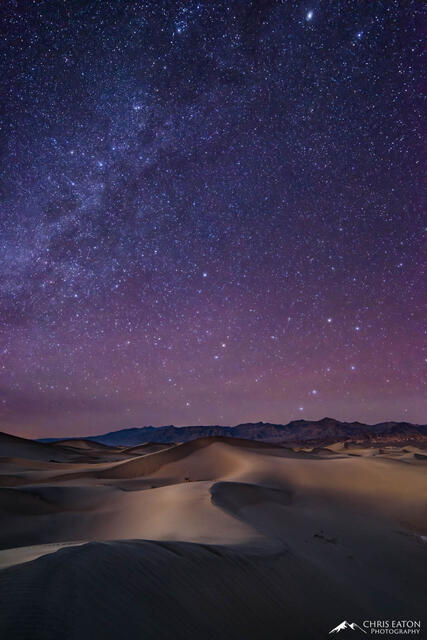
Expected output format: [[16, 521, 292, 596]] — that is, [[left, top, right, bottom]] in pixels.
[[0, 432, 426, 639]]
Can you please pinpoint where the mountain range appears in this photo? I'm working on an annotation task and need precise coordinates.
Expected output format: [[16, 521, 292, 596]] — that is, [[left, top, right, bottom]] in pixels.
[[39, 417, 427, 447]]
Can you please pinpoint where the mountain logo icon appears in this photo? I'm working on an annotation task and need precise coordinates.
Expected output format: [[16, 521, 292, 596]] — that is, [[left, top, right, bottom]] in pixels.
[[329, 620, 367, 633]]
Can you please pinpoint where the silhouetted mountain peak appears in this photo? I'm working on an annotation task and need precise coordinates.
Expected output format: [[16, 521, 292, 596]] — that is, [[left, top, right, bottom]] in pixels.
[[38, 418, 427, 447]]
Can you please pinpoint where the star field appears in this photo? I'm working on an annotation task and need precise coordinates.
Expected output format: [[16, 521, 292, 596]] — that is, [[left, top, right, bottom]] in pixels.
[[0, 1, 424, 437]]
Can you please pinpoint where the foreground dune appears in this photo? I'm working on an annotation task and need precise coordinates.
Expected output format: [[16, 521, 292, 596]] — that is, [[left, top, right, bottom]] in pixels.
[[0, 433, 426, 639], [0, 540, 369, 640]]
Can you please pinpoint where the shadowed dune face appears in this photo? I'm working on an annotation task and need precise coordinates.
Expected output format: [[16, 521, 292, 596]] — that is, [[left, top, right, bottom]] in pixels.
[[0, 540, 368, 640], [0, 535, 425, 640], [0, 432, 134, 467], [0, 432, 79, 462], [211, 481, 293, 513], [0, 433, 426, 639], [0, 487, 60, 516], [0, 485, 114, 515]]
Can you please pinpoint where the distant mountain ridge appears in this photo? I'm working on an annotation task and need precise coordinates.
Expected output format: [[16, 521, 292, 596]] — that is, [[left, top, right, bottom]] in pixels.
[[39, 417, 427, 447]]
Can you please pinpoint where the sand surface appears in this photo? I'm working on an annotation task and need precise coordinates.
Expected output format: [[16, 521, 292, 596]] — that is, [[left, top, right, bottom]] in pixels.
[[0, 431, 426, 639]]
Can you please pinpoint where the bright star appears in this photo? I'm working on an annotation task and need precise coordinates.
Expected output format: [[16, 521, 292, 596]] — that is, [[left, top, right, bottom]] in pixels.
[[306, 10, 313, 21]]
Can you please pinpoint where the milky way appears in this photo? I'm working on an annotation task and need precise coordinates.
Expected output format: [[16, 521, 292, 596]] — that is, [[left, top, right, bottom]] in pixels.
[[0, 1, 424, 437]]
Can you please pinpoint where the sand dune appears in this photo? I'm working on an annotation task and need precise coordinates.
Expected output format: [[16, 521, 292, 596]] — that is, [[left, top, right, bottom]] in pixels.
[[211, 480, 292, 513], [97, 437, 251, 480], [123, 442, 176, 455], [0, 540, 361, 640], [0, 433, 426, 639], [0, 431, 76, 462], [0, 487, 60, 516], [0, 431, 129, 466], [0, 529, 424, 640], [53, 438, 120, 452], [310, 446, 335, 455]]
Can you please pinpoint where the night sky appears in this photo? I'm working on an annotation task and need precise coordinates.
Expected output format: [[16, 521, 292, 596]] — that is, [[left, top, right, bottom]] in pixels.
[[1, 1, 424, 438]]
